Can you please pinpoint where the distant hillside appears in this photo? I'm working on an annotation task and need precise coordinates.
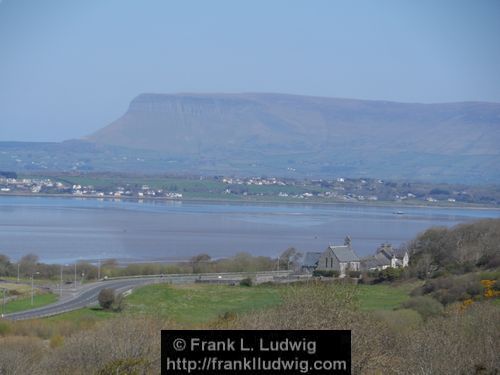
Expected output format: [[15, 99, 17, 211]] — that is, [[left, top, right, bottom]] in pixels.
[[85, 93, 500, 182]]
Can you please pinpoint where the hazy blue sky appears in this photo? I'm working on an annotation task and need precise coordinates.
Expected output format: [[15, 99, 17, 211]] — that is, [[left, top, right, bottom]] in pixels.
[[1, 0, 499, 141]]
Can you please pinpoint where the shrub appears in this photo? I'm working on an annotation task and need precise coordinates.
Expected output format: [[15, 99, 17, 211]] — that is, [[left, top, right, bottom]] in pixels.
[[0, 321, 11, 336], [97, 358, 148, 375], [402, 296, 444, 320], [399, 303, 500, 374], [493, 281, 500, 292], [465, 282, 483, 297], [39, 317, 162, 374], [98, 288, 115, 310], [379, 267, 403, 282], [312, 270, 340, 278], [112, 293, 125, 312], [409, 286, 424, 297], [432, 289, 458, 305], [358, 272, 375, 284], [50, 334, 64, 349], [371, 267, 404, 283], [239, 278, 253, 287], [348, 270, 361, 278], [0, 336, 46, 374], [373, 309, 423, 333], [417, 275, 485, 305]]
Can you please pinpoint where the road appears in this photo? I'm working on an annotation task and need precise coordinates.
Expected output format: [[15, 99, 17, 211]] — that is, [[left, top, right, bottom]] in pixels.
[[2, 271, 295, 321], [3, 277, 159, 321]]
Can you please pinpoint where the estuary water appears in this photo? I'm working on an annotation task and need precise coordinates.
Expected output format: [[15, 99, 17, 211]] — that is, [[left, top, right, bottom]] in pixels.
[[0, 196, 499, 263]]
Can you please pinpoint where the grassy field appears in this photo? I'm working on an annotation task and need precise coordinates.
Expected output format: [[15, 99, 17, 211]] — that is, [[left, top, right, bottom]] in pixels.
[[13, 281, 417, 327], [51, 175, 226, 194], [44, 281, 417, 321], [46, 307, 116, 323], [1, 282, 58, 315], [3, 293, 58, 314], [357, 282, 418, 311], [0, 282, 32, 294], [125, 283, 281, 324]]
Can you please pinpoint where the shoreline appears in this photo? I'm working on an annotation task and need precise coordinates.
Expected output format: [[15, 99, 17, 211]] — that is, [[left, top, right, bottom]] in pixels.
[[1, 191, 499, 211]]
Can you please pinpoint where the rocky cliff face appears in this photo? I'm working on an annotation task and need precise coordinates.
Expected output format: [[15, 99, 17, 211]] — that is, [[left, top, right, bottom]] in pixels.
[[86, 93, 500, 182]]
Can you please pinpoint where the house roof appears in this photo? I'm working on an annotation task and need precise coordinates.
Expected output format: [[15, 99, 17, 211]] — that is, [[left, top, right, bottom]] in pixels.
[[376, 243, 408, 260], [302, 252, 322, 267], [374, 251, 392, 265], [328, 245, 360, 262], [362, 253, 391, 269], [361, 257, 383, 269], [394, 248, 408, 258]]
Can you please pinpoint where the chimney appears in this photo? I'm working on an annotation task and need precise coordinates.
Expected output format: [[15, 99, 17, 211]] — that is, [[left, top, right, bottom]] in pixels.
[[344, 235, 352, 248]]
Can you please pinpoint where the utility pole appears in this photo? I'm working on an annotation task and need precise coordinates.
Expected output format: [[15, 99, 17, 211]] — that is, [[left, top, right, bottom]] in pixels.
[[97, 257, 101, 280], [74, 263, 77, 291], [17, 263, 20, 283], [31, 272, 39, 305], [60, 264, 63, 298], [1, 287, 6, 317], [31, 274, 34, 305]]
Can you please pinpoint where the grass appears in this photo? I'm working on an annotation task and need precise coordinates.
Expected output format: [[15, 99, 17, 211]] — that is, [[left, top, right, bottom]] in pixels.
[[17, 283, 280, 326], [46, 307, 116, 323], [52, 175, 226, 193], [3, 293, 58, 314], [357, 283, 417, 311], [1, 277, 59, 287], [125, 283, 281, 324], [0, 282, 32, 294], [33, 280, 419, 326]]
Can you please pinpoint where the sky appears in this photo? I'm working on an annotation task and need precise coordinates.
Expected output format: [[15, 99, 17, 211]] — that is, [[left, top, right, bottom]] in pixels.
[[0, 0, 499, 142]]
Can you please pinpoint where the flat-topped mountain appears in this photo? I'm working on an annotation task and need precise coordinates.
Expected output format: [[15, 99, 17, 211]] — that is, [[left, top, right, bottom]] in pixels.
[[88, 93, 500, 156], [84, 93, 500, 182]]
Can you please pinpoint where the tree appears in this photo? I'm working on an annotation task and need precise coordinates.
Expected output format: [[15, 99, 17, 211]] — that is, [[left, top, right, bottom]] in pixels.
[[19, 253, 39, 276], [0, 254, 14, 277], [278, 247, 302, 270], [76, 261, 98, 280], [190, 253, 211, 273], [102, 258, 118, 268]]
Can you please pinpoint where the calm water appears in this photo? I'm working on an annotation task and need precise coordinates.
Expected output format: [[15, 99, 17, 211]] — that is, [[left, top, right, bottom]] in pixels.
[[1, 196, 499, 263]]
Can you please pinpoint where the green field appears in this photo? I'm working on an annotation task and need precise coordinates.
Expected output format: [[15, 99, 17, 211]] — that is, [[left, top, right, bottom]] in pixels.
[[123, 282, 418, 322], [125, 283, 281, 324], [46, 307, 116, 323], [52, 175, 226, 194], [357, 283, 417, 311], [3, 293, 58, 314], [29, 281, 417, 326]]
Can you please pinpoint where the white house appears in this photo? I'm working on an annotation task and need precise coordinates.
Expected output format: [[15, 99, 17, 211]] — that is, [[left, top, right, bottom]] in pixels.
[[361, 243, 409, 271]]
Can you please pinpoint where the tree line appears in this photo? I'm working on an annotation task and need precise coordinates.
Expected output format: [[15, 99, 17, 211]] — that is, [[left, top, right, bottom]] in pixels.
[[0, 248, 303, 281]]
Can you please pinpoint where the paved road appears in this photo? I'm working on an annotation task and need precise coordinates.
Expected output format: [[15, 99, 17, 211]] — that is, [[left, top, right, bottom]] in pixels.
[[3, 277, 159, 321]]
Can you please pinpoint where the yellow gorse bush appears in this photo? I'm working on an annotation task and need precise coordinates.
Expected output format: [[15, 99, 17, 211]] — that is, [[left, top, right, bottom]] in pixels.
[[480, 279, 500, 299]]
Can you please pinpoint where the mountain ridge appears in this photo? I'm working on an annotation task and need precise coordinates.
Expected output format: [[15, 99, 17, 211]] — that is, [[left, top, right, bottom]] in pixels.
[[3, 92, 498, 183], [87, 92, 500, 157]]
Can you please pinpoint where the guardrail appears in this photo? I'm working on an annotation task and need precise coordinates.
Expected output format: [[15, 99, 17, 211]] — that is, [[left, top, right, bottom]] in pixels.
[[102, 270, 294, 281]]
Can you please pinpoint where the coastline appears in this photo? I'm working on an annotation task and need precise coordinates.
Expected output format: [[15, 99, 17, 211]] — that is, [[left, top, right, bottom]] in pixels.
[[1, 191, 499, 211]]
